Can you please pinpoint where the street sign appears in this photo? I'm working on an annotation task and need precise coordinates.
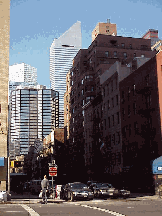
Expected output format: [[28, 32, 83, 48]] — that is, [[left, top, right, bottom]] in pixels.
[[49, 166, 57, 176]]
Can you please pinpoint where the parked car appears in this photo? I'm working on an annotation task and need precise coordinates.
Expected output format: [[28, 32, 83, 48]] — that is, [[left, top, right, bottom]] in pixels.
[[88, 182, 120, 198], [118, 188, 130, 198], [63, 182, 94, 201]]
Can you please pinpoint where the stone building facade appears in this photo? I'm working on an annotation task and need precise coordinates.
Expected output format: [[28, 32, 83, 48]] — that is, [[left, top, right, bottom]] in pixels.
[[0, 0, 10, 191]]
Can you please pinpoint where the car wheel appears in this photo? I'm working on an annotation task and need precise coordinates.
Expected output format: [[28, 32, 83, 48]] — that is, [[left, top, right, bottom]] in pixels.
[[95, 192, 99, 198], [70, 193, 74, 201]]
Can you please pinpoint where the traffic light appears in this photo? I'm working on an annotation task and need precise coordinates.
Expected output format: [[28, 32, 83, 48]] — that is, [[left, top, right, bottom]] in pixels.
[[10, 160, 22, 168], [14, 161, 21, 167]]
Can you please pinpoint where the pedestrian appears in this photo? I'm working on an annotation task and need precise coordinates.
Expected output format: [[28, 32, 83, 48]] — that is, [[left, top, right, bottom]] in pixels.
[[41, 175, 49, 204]]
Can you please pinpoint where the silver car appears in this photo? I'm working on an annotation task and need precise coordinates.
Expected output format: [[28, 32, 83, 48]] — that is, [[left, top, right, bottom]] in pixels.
[[91, 183, 119, 198]]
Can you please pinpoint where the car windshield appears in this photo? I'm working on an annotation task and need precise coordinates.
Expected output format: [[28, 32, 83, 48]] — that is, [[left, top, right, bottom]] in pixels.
[[96, 183, 113, 188], [70, 183, 87, 189]]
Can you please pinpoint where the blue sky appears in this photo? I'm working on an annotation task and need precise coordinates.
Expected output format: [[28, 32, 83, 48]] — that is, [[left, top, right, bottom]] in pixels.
[[10, 0, 162, 87]]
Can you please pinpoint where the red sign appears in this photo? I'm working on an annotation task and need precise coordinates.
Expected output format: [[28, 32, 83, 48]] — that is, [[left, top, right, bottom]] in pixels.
[[49, 166, 57, 176]]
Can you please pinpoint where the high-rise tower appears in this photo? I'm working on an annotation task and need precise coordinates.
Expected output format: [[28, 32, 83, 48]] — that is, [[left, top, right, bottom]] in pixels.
[[50, 21, 82, 128], [9, 63, 37, 84], [9, 85, 59, 158]]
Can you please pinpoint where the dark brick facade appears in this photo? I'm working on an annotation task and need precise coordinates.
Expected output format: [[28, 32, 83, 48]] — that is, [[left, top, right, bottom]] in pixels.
[[64, 33, 157, 184]]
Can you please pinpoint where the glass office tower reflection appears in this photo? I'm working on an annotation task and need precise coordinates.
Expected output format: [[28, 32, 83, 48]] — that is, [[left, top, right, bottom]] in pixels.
[[9, 85, 59, 158], [50, 21, 81, 128]]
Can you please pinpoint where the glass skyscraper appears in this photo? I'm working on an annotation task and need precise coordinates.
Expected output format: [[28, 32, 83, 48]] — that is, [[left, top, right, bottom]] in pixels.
[[50, 21, 82, 128], [9, 85, 59, 158]]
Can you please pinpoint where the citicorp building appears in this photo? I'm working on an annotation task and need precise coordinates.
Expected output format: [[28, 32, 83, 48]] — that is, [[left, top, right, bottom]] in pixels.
[[0, 0, 10, 191], [50, 21, 81, 128]]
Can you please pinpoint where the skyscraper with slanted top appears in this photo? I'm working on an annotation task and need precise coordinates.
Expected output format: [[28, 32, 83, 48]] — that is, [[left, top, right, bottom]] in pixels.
[[50, 21, 82, 128]]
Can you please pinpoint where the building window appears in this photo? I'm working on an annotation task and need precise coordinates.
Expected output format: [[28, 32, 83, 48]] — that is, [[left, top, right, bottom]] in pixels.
[[112, 115, 114, 126], [145, 74, 149, 86], [115, 76, 118, 89], [141, 54, 145, 57], [108, 117, 110, 128], [134, 53, 136, 57], [128, 105, 131, 117], [114, 51, 117, 57], [91, 86, 94, 92], [128, 87, 131, 100], [134, 122, 138, 134], [112, 134, 115, 145], [71, 80, 73, 86], [108, 100, 110, 110], [122, 108, 125, 120], [117, 132, 120, 144], [103, 87, 105, 97], [104, 119, 106, 129], [117, 112, 120, 124], [123, 52, 127, 59], [121, 43, 125, 48], [73, 117, 74, 123], [111, 80, 113, 92], [129, 124, 131, 136], [132, 84, 136, 96], [116, 95, 118, 106], [122, 91, 125, 99], [108, 135, 111, 146], [107, 84, 109, 95], [112, 97, 114, 107], [122, 126, 127, 138], [82, 89, 84, 95], [0, 104, 1, 113], [129, 44, 132, 49], [133, 103, 136, 115], [146, 95, 151, 108], [82, 110, 84, 116], [105, 51, 109, 57]]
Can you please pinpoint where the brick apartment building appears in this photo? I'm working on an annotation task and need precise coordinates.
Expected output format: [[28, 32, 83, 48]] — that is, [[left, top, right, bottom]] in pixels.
[[64, 30, 157, 183], [92, 19, 117, 41], [119, 50, 162, 192]]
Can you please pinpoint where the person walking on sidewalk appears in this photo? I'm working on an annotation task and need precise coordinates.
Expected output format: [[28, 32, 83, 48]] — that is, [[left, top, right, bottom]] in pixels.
[[41, 175, 49, 204]]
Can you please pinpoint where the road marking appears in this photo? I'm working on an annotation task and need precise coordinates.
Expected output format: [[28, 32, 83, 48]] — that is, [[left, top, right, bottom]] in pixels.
[[20, 204, 40, 216], [73, 203, 126, 216], [6, 211, 24, 213]]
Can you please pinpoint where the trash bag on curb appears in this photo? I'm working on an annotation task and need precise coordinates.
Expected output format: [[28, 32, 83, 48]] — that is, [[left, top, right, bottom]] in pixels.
[[39, 191, 42, 198]]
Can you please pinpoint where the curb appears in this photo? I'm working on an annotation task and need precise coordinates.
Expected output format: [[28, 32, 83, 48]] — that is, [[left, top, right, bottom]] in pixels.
[[0, 198, 65, 204]]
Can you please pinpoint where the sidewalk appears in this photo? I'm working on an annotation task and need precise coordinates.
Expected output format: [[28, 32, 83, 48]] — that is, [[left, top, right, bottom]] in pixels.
[[8, 191, 65, 204], [129, 193, 160, 201]]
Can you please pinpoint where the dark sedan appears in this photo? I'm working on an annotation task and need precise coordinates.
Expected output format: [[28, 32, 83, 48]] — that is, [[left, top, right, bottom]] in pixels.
[[63, 182, 94, 201]]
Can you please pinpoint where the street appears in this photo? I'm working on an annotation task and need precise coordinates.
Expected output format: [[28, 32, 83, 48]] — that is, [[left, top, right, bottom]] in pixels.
[[1, 197, 162, 216]]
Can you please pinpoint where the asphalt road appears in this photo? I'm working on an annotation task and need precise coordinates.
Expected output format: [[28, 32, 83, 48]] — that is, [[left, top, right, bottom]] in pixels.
[[1, 198, 162, 215]]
